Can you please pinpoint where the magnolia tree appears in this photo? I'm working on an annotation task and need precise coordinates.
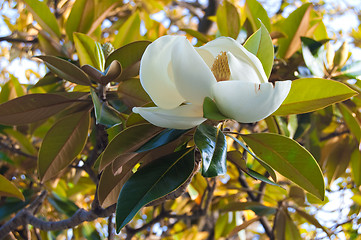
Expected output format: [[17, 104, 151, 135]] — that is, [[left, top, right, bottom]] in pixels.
[[0, 0, 360, 239]]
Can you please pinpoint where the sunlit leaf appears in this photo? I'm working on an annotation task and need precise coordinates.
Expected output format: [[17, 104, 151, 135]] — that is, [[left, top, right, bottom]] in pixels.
[[244, 22, 274, 78], [274, 78, 357, 116], [277, 3, 312, 59], [38, 110, 90, 182], [73, 32, 105, 71], [113, 12, 142, 48], [23, 0, 61, 37], [338, 103, 361, 141], [216, 0, 240, 39], [245, 0, 271, 32], [242, 133, 325, 200], [194, 124, 227, 177], [116, 148, 195, 232], [301, 37, 325, 77], [0, 174, 25, 201]]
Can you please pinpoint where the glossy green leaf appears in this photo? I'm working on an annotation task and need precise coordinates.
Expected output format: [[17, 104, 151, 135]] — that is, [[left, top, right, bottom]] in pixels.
[[116, 148, 195, 232], [194, 124, 227, 177], [216, 0, 240, 39], [73, 32, 105, 71], [31, 73, 61, 89], [274, 78, 357, 116], [38, 110, 90, 182], [277, 4, 312, 59], [0, 174, 25, 201], [284, 211, 302, 240], [245, 0, 271, 32], [113, 12, 142, 48], [227, 134, 277, 182], [117, 78, 152, 108], [203, 97, 228, 121], [100, 123, 162, 170], [242, 133, 325, 200], [105, 41, 151, 78], [90, 89, 121, 127], [36, 56, 92, 86], [301, 37, 326, 77], [246, 169, 281, 188], [65, 0, 95, 41], [244, 22, 274, 78], [0, 94, 80, 125], [23, 0, 61, 37], [136, 128, 188, 153], [338, 103, 361, 141]]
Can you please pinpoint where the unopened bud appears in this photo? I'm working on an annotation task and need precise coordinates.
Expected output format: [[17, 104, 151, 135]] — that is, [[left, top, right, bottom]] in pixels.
[[333, 42, 349, 69], [326, 42, 335, 69], [102, 42, 115, 58]]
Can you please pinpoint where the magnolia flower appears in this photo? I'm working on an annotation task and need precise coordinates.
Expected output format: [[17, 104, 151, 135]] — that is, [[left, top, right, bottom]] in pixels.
[[133, 35, 291, 129]]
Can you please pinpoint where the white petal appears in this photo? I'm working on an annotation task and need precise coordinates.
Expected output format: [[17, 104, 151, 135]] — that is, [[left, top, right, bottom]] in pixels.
[[212, 80, 292, 123], [171, 37, 217, 105], [140, 35, 185, 109], [200, 37, 268, 83], [227, 52, 262, 84], [132, 104, 206, 130]]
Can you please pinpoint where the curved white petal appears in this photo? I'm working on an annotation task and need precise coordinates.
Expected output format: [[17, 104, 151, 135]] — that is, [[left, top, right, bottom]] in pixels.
[[132, 104, 206, 130], [200, 37, 268, 83], [171, 37, 217, 105], [212, 80, 292, 123], [140, 35, 185, 109], [227, 52, 262, 84]]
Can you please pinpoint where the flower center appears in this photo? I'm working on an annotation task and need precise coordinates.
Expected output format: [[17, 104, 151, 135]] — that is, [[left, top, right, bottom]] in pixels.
[[211, 51, 231, 82]]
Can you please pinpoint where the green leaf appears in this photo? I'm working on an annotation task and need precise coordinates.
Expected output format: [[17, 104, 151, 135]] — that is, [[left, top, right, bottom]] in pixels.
[[105, 41, 151, 79], [241, 133, 325, 200], [0, 174, 25, 201], [244, 22, 274, 78], [276, 4, 313, 59], [181, 28, 211, 44], [99, 124, 162, 170], [136, 128, 188, 153], [116, 148, 195, 232], [38, 110, 90, 182], [301, 37, 325, 77], [227, 134, 277, 182], [73, 32, 105, 71], [203, 97, 229, 121], [0, 93, 81, 125], [113, 12, 142, 48], [65, 0, 95, 41], [216, 0, 240, 39], [245, 0, 271, 32], [3, 129, 37, 155], [117, 78, 152, 108], [90, 89, 121, 127], [23, 0, 61, 37], [338, 103, 361, 141], [194, 124, 227, 177], [36, 56, 92, 86], [274, 78, 357, 116], [246, 169, 282, 188]]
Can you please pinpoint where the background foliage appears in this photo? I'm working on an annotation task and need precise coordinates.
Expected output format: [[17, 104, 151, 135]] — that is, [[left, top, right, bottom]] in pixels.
[[0, 0, 361, 239]]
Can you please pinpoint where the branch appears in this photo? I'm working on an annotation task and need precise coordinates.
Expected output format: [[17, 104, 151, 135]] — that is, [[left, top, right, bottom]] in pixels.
[[0, 190, 115, 239], [198, 0, 218, 34], [0, 35, 38, 44]]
